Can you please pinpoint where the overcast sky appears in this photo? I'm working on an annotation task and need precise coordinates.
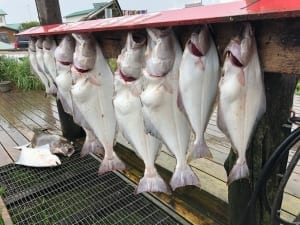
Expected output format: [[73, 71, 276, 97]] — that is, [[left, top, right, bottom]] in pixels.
[[0, 0, 234, 24]]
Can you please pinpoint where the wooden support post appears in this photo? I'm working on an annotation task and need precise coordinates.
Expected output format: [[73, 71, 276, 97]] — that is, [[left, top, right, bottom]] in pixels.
[[35, 0, 62, 24], [224, 74, 298, 225], [35, 0, 83, 140]]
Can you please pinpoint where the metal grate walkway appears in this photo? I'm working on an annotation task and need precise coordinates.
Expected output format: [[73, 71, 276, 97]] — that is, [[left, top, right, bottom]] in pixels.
[[0, 151, 189, 225]]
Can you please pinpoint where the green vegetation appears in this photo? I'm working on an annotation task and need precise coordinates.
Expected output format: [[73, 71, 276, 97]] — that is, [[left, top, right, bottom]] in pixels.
[[19, 21, 40, 31], [0, 215, 4, 225], [0, 187, 4, 196], [0, 56, 44, 90], [295, 81, 300, 95], [108, 58, 117, 72]]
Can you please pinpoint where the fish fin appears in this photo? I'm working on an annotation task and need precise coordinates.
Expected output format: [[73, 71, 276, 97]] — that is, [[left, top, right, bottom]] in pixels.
[[177, 90, 186, 113], [187, 140, 213, 162], [187, 142, 213, 162], [48, 84, 57, 95], [13, 142, 31, 150], [57, 92, 73, 115], [136, 173, 170, 194], [81, 138, 104, 157], [227, 161, 249, 185], [143, 112, 164, 143], [238, 69, 245, 86], [170, 165, 200, 191], [217, 105, 230, 139], [98, 153, 126, 175]]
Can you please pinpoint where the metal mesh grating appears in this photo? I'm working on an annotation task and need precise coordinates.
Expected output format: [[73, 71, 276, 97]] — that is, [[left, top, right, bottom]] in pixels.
[[0, 151, 189, 225]]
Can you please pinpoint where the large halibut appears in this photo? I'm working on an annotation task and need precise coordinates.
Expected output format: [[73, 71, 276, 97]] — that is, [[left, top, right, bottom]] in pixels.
[[141, 27, 200, 190], [217, 23, 266, 184], [179, 25, 220, 161], [114, 32, 169, 193], [71, 33, 124, 173]]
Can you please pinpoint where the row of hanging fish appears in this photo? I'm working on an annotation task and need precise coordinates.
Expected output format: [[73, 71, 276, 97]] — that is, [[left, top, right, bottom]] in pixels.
[[27, 22, 266, 193]]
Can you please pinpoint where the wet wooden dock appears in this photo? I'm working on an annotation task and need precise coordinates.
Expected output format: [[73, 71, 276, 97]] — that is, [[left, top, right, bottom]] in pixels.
[[0, 89, 299, 222]]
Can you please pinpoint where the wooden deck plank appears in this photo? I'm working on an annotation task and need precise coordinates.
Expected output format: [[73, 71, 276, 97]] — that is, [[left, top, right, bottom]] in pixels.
[[0, 144, 13, 165], [0, 126, 20, 161], [0, 96, 42, 134], [5, 91, 61, 126], [0, 94, 44, 130], [16, 91, 60, 120], [20, 90, 58, 112], [2, 93, 59, 131], [7, 90, 60, 120], [0, 114, 29, 146]]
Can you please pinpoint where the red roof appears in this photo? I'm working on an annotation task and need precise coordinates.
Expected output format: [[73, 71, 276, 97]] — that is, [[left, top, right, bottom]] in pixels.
[[18, 0, 300, 36]]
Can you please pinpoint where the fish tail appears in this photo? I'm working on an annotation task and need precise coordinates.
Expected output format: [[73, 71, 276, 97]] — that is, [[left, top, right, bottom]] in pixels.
[[187, 140, 212, 162], [98, 153, 126, 175], [227, 161, 249, 185], [80, 139, 104, 157], [136, 172, 170, 194], [170, 165, 200, 191]]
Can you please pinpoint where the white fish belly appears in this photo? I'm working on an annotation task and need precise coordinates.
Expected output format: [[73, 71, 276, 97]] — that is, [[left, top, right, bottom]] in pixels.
[[114, 87, 160, 163], [179, 43, 220, 158], [43, 51, 57, 81], [180, 44, 219, 135], [217, 54, 266, 184], [71, 78, 115, 152], [56, 65, 73, 115], [218, 59, 265, 155], [141, 83, 190, 165]]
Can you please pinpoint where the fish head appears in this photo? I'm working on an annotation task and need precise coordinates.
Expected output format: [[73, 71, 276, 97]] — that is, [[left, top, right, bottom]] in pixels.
[[51, 140, 75, 157], [118, 32, 147, 81], [29, 38, 37, 52], [145, 27, 175, 77], [72, 33, 96, 71], [190, 25, 211, 57], [43, 36, 56, 51], [224, 23, 255, 68], [36, 37, 44, 50], [127, 32, 146, 49], [55, 34, 75, 64]]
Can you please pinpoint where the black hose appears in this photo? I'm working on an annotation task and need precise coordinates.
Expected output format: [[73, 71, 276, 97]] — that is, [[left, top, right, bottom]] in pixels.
[[271, 147, 300, 225], [238, 126, 300, 225]]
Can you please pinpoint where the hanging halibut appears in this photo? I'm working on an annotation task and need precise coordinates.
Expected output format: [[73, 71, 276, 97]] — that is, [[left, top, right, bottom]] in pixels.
[[179, 25, 220, 161], [28, 38, 50, 93], [217, 23, 266, 184], [55, 35, 75, 115], [141, 27, 200, 190], [43, 36, 58, 91], [71, 33, 125, 173], [55, 34, 104, 157], [35, 37, 56, 95], [114, 32, 169, 193]]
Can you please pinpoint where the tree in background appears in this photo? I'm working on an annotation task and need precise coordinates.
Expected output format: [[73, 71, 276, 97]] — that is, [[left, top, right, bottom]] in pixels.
[[19, 21, 40, 31]]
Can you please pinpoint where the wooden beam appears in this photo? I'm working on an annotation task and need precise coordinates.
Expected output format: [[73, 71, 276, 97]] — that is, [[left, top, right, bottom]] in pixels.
[[95, 18, 300, 75]]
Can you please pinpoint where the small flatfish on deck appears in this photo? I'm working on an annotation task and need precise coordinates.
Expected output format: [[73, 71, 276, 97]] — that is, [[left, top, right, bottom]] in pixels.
[[15, 144, 61, 167]]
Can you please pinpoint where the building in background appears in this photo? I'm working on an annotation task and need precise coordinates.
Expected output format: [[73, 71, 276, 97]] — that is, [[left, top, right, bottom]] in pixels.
[[64, 0, 122, 22], [122, 10, 147, 16], [0, 9, 19, 47]]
